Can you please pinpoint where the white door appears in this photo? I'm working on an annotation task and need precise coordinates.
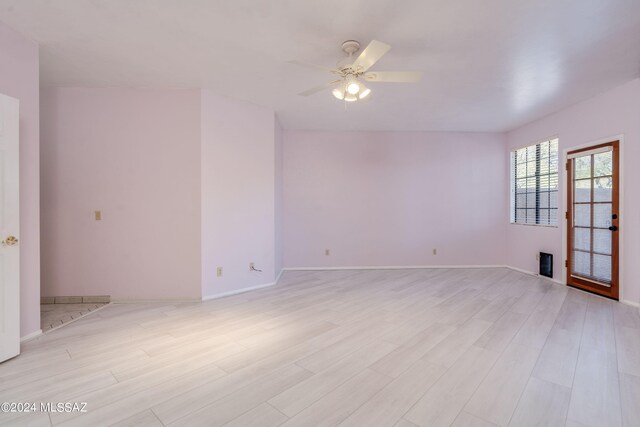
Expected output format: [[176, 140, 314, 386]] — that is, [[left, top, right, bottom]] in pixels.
[[0, 93, 20, 363]]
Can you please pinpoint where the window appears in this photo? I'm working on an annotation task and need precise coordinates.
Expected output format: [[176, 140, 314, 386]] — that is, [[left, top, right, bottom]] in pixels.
[[510, 138, 559, 226]]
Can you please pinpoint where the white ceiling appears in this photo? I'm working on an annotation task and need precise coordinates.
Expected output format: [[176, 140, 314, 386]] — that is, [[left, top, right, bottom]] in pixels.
[[1, 0, 639, 132]]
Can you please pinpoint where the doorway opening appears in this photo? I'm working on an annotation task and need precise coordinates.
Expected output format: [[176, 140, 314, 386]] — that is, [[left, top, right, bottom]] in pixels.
[[566, 140, 619, 300]]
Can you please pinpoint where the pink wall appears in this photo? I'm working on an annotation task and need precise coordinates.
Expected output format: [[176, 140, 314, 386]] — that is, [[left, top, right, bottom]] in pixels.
[[40, 88, 202, 301], [283, 131, 508, 268], [507, 78, 640, 305], [0, 21, 40, 337], [201, 91, 276, 297]]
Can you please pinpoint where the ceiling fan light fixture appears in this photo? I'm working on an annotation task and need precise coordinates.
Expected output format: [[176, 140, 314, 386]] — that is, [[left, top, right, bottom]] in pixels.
[[344, 93, 358, 102], [359, 87, 371, 99], [333, 79, 370, 102], [293, 39, 422, 103], [347, 81, 360, 95]]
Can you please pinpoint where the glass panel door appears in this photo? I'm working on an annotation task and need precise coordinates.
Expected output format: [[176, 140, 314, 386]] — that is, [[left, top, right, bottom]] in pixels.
[[567, 141, 619, 299]]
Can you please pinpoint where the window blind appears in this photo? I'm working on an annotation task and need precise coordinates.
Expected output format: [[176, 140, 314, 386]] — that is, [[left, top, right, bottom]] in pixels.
[[510, 139, 559, 226]]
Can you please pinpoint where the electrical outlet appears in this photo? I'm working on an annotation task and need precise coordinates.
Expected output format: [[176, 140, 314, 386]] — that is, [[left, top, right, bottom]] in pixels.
[[433, 248, 437, 255], [94, 210, 102, 221], [325, 249, 330, 256], [216, 267, 223, 277]]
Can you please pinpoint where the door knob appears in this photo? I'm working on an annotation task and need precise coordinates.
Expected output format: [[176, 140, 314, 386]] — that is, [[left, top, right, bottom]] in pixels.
[[608, 226, 618, 231], [1, 236, 18, 246]]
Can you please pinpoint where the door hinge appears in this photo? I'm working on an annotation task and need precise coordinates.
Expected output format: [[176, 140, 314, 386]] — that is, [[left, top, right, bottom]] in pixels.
[[565, 211, 568, 219], [565, 260, 568, 267]]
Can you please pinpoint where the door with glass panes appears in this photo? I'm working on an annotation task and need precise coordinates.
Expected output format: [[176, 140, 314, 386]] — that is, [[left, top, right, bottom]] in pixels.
[[566, 141, 619, 299]]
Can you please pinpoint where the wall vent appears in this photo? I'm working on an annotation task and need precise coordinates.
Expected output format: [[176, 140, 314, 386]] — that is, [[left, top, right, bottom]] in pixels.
[[540, 252, 553, 278]]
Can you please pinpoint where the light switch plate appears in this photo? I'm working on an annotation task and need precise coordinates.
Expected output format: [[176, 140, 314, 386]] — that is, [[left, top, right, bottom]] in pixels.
[[95, 210, 102, 220]]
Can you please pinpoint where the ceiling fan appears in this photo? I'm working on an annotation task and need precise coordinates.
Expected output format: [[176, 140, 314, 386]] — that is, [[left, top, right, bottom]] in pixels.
[[291, 40, 422, 102]]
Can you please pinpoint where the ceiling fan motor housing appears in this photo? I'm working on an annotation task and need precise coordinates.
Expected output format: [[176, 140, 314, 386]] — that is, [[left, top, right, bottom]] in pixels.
[[337, 40, 362, 71], [341, 40, 361, 55]]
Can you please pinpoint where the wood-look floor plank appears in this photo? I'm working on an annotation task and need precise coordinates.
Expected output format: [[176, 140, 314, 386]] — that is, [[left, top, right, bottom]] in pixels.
[[531, 294, 588, 388], [112, 341, 245, 381], [615, 325, 640, 377], [451, 411, 498, 427], [473, 295, 519, 322], [511, 308, 559, 350], [269, 340, 396, 417], [612, 303, 640, 329], [619, 373, 640, 427], [54, 364, 228, 426], [508, 289, 546, 315], [566, 348, 622, 427], [222, 403, 288, 427], [404, 345, 500, 427], [508, 377, 571, 427], [581, 297, 616, 353], [150, 343, 317, 425], [109, 410, 163, 427], [339, 359, 446, 427], [50, 355, 227, 424], [421, 319, 492, 368], [474, 311, 528, 353], [0, 411, 51, 427], [166, 364, 311, 426], [531, 328, 581, 388], [393, 419, 420, 427], [0, 348, 148, 392], [0, 269, 635, 427], [464, 343, 541, 426], [371, 323, 456, 378], [0, 370, 118, 427], [295, 323, 397, 373], [280, 368, 392, 427]]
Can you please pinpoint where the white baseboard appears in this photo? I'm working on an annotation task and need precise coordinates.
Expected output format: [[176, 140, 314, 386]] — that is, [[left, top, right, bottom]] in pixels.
[[20, 329, 42, 342], [504, 265, 564, 285], [114, 271, 286, 304], [622, 299, 640, 308], [284, 265, 558, 287], [283, 265, 506, 271], [506, 266, 640, 308], [274, 268, 284, 284], [107, 266, 639, 310], [283, 264, 640, 308], [202, 280, 278, 302]]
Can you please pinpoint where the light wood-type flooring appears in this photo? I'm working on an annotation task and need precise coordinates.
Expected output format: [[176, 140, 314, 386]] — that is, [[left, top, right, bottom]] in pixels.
[[1, 268, 639, 426]]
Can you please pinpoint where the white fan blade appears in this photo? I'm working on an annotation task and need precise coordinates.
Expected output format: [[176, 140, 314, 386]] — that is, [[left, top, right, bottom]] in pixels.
[[363, 71, 422, 83], [298, 80, 342, 96], [288, 60, 339, 74], [351, 40, 391, 72]]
